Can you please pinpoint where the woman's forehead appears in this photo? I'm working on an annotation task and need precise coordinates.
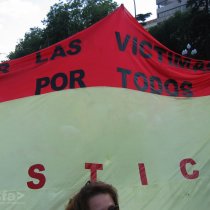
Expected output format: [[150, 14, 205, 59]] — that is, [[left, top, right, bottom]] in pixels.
[[88, 193, 114, 210]]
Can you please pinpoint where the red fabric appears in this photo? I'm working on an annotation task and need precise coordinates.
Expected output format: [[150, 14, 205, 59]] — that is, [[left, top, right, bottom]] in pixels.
[[85, 163, 103, 182], [1, 5, 210, 102]]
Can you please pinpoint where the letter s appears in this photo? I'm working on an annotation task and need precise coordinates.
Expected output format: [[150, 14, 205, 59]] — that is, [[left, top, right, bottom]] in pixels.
[[27, 164, 46, 189]]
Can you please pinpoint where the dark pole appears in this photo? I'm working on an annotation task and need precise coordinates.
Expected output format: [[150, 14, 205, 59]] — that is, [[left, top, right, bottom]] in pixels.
[[133, 0, 137, 18]]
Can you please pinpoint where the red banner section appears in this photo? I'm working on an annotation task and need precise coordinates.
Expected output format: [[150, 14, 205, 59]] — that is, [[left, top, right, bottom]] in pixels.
[[1, 5, 210, 102]]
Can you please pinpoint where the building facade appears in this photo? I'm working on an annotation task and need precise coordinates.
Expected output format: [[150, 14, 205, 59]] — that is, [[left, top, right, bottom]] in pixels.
[[156, 0, 188, 23], [144, 0, 188, 29]]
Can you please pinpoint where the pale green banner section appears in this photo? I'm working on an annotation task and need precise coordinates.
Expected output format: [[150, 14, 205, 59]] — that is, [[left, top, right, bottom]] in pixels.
[[0, 88, 210, 210]]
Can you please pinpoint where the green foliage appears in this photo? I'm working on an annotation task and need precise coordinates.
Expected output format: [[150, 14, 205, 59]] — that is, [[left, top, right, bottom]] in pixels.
[[187, 0, 210, 13], [136, 12, 152, 25], [149, 10, 210, 60], [81, 0, 118, 27], [8, 27, 44, 59], [8, 0, 117, 60]]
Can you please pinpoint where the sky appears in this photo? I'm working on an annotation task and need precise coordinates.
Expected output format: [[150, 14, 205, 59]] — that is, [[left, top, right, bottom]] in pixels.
[[0, 0, 157, 61]]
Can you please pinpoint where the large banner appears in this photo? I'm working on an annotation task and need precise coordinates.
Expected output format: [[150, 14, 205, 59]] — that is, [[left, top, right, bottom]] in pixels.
[[0, 5, 210, 210]]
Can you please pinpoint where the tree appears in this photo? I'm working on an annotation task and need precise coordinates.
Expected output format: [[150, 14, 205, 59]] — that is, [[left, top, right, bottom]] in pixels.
[[149, 12, 191, 56], [8, 27, 44, 59], [8, 0, 118, 60], [136, 12, 152, 26], [187, 0, 210, 13], [149, 10, 210, 60]]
